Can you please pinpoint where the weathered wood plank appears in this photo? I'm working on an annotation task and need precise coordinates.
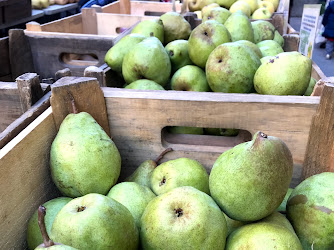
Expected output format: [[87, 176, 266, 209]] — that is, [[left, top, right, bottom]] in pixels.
[[0, 37, 11, 79]]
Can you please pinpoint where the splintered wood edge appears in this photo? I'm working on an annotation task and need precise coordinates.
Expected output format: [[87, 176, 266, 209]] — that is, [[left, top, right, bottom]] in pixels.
[[50, 77, 111, 137], [303, 81, 334, 179]]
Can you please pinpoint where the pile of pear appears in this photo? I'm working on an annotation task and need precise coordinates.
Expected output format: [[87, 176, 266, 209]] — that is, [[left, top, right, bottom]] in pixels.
[[189, 0, 279, 20], [26, 109, 334, 250], [105, 10, 316, 97]]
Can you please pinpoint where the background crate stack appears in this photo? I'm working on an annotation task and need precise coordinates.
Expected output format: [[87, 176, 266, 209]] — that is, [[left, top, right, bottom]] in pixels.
[[0, 0, 32, 25]]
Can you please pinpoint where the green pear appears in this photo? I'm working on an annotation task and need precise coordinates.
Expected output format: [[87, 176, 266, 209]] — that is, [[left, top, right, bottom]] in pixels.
[[50, 111, 121, 198], [126, 148, 172, 188], [27, 199, 72, 250], [235, 40, 262, 58], [122, 37, 171, 87], [277, 188, 293, 212], [260, 211, 295, 234], [141, 186, 228, 249], [107, 182, 156, 228], [224, 11, 255, 42], [204, 128, 239, 136], [223, 212, 248, 236], [254, 52, 312, 95], [168, 126, 204, 134], [273, 30, 284, 47], [131, 19, 164, 44], [206, 42, 261, 93], [188, 20, 232, 68], [304, 77, 316, 96], [188, 0, 217, 11], [257, 40, 284, 57], [51, 194, 138, 249], [209, 131, 293, 221], [251, 20, 275, 44], [165, 40, 193, 72], [151, 157, 209, 195], [104, 34, 146, 73], [217, 0, 236, 8], [201, 3, 220, 17], [202, 7, 231, 24], [34, 206, 77, 250], [171, 65, 210, 92], [287, 172, 334, 250], [226, 222, 302, 249], [160, 12, 191, 44], [125, 79, 165, 90], [229, 1, 251, 17]]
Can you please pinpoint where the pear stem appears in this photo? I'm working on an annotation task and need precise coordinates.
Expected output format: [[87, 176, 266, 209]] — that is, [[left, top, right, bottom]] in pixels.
[[38, 205, 55, 247], [154, 148, 173, 165], [67, 91, 78, 114]]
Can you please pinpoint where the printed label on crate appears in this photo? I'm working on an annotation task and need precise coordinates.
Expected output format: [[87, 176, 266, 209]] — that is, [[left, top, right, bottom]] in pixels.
[[298, 4, 322, 59]]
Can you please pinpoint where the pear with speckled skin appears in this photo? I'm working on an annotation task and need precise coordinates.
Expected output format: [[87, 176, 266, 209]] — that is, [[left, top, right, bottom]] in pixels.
[[274, 30, 284, 47], [140, 186, 228, 249], [254, 52, 312, 95], [202, 7, 231, 24], [151, 158, 210, 195], [50, 112, 121, 198], [125, 80, 165, 90], [257, 40, 284, 57], [287, 172, 334, 250], [160, 12, 191, 44], [165, 40, 193, 72], [251, 20, 275, 44], [206, 42, 261, 93], [209, 131, 293, 221], [51, 194, 139, 249]]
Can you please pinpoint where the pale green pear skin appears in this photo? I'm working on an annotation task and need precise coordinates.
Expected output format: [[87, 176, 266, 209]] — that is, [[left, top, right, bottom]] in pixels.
[[140, 186, 228, 250], [201, 3, 220, 17], [224, 12, 254, 42], [50, 112, 121, 198], [251, 20, 275, 44], [165, 40, 193, 72], [35, 245, 77, 249], [131, 19, 164, 44], [169, 126, 204, 135], [277, 188, 293, 212], [260, 55, 273, 64], [125, 79, 165, 90], [226, 222, 302, 250], [188, 0, 217, 12], [209, 132, 293, 221], [235, 40, 263, 58], [260, 211, 296, 234], [188, 20, 232, 68], [151, 158, 210, 195], [27, 197, 72, 250], [202, 7, 231, 24], [257, 40, 284, 57], [122, 37, 171, 87], [254, 52, 312, 95], [126, 160, 156, 188], [171, 65, 210, 92], [287, 172, 334, 250], [160, 12, 191, 44], [206, 42, 261, 93], [107, 182, 156, 228], [217, 0, 236, 8], [274, 30, 284, 47], [104, 34, 146, 73], [223, 212, 248, 236], [304, 77, 316, 96], [51, 194, 139, 250]]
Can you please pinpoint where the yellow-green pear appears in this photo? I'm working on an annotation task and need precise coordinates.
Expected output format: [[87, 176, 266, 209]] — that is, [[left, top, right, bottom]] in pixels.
[[277, 188, 293, 212], [257, 40, 284, 56], [304, 77, 317, 96], [165, 40, 193, 72], [239, 0, 258, 13], [224, 11, 255, 42], [201, 3, 220, 17], [251, 20, 275, 43], [235, 40, 263, 58], [160, 12, 192, 44], [209, 131, 293, 221], [131, 19, 164, 44], [202, 7, 231, 24], [260, 211, 296, 234], [229, 1, 251, 17], [104, 34, 146, 73], [125, 80, 165, 90], [254, 52, 312, 95], [217, 0, 236, 8], [273, 30, 284, 47]]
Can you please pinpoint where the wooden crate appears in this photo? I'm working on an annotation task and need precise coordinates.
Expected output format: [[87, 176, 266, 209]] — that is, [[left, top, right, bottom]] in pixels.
[[1, 77, 334, 248]]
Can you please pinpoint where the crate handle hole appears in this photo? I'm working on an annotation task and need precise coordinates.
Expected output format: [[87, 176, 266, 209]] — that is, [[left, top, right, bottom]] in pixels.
[[161, 127, 252, 153], [60, 53, 99, 67], [116, 27, 130, 34]]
